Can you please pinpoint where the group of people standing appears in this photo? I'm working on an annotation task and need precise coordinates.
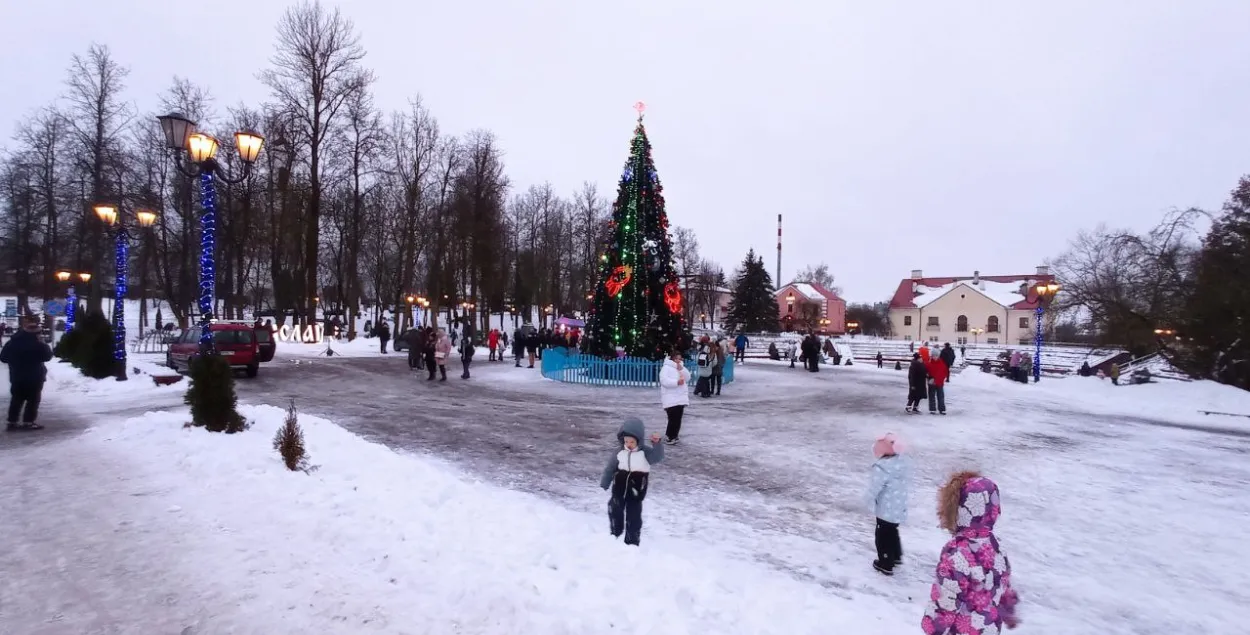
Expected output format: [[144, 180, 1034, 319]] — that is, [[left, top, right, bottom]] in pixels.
[[402, 326, 456, 380], [906, 342, 957, 414]]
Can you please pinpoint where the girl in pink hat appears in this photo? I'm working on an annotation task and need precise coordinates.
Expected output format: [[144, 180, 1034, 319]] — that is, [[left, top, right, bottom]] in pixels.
[[865, 432, 910, 575]]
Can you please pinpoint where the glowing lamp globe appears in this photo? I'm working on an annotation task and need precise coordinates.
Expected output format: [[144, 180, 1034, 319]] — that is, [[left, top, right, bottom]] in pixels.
[[187, 133, 220, 163], [94, 204, 118, 225], [234, 130, 264, 164], [56, 271, 72, 282]]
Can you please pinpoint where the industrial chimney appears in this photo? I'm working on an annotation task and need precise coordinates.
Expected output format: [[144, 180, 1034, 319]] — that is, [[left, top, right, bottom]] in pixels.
[[776, 214, 783, 286]]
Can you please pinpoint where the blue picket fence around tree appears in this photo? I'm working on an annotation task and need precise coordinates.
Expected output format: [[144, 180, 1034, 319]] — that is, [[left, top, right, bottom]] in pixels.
[[541, 346, 736, 387]]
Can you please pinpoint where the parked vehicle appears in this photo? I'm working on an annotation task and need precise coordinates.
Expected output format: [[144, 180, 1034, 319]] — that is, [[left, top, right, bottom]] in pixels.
[[166, 322, 264, 377]]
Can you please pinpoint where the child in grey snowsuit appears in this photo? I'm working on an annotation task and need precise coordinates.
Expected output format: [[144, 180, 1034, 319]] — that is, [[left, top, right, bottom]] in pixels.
[[599, 417, 664, 546]]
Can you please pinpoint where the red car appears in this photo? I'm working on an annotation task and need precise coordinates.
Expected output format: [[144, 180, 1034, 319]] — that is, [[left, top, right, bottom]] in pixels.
[[167, 322, 265, 377]]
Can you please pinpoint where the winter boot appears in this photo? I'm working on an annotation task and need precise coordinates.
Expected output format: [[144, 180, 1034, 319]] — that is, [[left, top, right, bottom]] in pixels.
[[872, 560, 894, 576]]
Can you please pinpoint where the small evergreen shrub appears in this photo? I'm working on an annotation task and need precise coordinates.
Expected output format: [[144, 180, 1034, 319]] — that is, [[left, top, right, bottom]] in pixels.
[[54, 326, 82, 361], [71, 310, 116, 379], [184, 353, 247, 433], [272, 399, 310, 471]]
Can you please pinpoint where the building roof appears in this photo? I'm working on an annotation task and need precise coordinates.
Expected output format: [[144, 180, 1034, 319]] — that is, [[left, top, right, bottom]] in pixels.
[[777, 281, 843, 304], [889, 273, 1055, 310]]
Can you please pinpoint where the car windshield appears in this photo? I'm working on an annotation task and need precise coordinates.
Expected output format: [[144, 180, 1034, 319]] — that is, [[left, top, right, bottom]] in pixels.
[[213, 329, 255, 345]]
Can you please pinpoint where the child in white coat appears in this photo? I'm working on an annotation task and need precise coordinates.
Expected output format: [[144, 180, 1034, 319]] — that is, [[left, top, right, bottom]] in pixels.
[[865, 432, 910, 575], [658, 347, 691, 445]]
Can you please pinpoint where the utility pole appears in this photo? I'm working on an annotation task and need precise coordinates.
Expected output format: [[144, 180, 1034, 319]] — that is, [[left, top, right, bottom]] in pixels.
[[776, 213, 783, 286]]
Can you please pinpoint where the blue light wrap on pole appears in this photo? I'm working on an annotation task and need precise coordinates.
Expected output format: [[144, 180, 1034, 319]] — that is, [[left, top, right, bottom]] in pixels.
[[113, 229, 129, 361], [1032, 304, 1044, 382], [198, 171, 217, 349], [65, 285, 77, 334]]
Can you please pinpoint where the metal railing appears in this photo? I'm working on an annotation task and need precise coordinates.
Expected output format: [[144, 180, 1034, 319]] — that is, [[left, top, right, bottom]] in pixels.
[[131, 330, 175, 354], [541, 347, 735, 387]]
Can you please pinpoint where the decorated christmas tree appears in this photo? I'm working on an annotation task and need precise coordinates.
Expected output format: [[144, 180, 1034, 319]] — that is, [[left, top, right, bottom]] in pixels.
[[582, 104, 689, 360]]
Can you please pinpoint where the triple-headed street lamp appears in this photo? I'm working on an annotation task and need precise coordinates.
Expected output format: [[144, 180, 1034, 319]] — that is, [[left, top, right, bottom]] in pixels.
[[55, 270, 92, 333], [94, 203, 158, 380], [970, 326, 984, 347], [156, 112, 264, 351], [1032, 281, 1062, 383], [846, 320, 860, 335]]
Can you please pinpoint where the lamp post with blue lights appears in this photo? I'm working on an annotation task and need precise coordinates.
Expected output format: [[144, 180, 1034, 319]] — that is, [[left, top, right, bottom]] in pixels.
[[94, 204, 158, 380], [1032, 281, 1061, 383], [155, 113, 264, 352], [55, 270, 92, 334]]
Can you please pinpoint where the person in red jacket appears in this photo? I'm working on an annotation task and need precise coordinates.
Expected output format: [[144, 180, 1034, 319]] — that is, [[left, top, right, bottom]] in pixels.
[[925, 356, 949, 415], [488, 329, 500, 361]]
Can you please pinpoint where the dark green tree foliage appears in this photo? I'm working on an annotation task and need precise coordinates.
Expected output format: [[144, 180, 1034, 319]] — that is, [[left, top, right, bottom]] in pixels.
[[1175, 177, 1250, 389], [70, 309, 116, 379], [54, 327, 82, 361], [581, 115, 687, 359], [185, 353, 247, 433], [723, 249, 781, 333]]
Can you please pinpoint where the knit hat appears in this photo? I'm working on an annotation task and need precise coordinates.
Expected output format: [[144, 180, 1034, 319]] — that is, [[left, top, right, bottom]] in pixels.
[[872, 432, 904, 458]]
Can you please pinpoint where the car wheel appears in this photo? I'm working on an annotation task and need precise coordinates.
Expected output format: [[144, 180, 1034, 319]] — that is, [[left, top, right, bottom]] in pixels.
[[245, 363, 259, 378]]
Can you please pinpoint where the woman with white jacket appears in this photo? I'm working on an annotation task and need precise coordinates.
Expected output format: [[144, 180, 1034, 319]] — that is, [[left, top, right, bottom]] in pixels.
[[659, 347, 692, 445]]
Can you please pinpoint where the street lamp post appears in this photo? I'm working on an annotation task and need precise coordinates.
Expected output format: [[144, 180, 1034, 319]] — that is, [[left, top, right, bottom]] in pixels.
[[55, 270, 92, 334], [1032, 281, 1061, 383], [94, 204, 158, 380], [970, 327, 983, 347], [156, 113, 263, 351], [846, 320, 860, 336]]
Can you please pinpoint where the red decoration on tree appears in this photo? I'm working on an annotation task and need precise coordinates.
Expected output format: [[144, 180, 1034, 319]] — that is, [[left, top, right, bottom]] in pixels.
[[664, 281, 682, 314], [606, 265, 633, 297]]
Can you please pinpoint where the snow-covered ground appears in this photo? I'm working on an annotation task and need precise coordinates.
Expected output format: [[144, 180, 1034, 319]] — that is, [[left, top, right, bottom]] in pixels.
[[2, 355, 1249, 634]]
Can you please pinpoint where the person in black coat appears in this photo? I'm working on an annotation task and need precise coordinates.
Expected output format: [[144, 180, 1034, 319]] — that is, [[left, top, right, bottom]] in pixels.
[[906, 353, 928, 413], [940, 343, 957, 381], [1, 317, 53, 430], [512, 328, 525, 367], [377, 320, 391, 354]]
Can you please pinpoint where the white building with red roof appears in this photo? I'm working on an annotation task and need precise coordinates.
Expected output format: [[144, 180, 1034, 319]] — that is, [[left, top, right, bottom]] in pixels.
[[887, 267, 1057, 345], [775, 282, 846, 334]]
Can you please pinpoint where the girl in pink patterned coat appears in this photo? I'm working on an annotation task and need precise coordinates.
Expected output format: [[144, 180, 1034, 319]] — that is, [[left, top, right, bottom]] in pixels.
[[922, 472, 1020, 635]]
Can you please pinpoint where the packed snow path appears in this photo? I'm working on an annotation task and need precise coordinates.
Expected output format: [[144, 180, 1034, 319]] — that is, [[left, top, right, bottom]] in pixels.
[[235, 355, 1250, 633]]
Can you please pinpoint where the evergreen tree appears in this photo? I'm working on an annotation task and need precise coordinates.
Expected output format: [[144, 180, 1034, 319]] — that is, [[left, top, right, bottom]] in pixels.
[[70, 309, 116, 379], [185, 353, 247, 433], [1176, 177, 1250, 389], [723, 249, 781, 333], [582, 110, 687, 359]]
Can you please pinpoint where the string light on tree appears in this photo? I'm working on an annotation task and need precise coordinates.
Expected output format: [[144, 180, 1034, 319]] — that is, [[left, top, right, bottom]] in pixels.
[[582, 102, 689, 360]]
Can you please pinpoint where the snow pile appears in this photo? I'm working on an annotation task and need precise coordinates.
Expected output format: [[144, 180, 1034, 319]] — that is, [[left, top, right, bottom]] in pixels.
[[70, 405, 910, 634], [954, 366, 1250, 430], [45, 356, 185, 404]]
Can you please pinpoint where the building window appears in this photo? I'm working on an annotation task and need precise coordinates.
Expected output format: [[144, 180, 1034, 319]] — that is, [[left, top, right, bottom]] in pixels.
[[1019, 316, 1029, 329], [987, 338, 999, 344], [956, 315, 969, 332], [903, 315, 912, 326], [987, 316, 1000, 333], [903, 335, 913, 341], [788, 304, 794, 314], [1019, 338, 1031, 345], [929, 336, 940, 342], [927, 316, 940, 326], [957, 336, 967, 345]]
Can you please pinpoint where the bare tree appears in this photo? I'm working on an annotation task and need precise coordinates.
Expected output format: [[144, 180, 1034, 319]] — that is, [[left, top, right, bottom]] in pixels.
[[794, 262, 842, 295], [63, 43, 132, 310], [261, 0, 374, 321], [671, 226, 700, 324]]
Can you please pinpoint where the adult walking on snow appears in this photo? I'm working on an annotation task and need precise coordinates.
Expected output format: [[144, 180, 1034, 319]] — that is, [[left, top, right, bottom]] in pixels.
[[460, 328, 475, 379], [512, 327, 525, 367], [1, 316, 53, 431], [926, 353, 949, 415], [940, 342, 956, 382], [734, 332, 749, 363], [488, 328, 499, 361], [710, 338, 727, 396], [906, 353, 928, 414], [660, 347, 692, 445], [377, 319, 391, 354]]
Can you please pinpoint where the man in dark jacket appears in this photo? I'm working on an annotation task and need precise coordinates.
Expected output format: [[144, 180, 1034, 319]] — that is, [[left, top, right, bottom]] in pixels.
[[1, 317, 53, 430], [940, 342, 957, 381], [906, 353, 928, 414]]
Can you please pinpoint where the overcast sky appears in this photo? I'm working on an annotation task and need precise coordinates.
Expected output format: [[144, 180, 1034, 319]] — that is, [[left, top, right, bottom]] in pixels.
[[4, 1, 1249, 303]]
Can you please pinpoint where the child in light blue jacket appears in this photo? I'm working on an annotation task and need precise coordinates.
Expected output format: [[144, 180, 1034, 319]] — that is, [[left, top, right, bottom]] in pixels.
[[866, 432, 910, 576]]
